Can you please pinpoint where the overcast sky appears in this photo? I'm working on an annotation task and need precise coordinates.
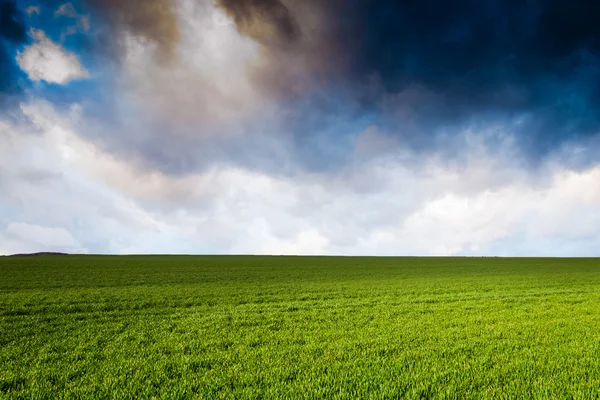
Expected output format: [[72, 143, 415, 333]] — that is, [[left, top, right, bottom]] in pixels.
[[1, 0, 600, 255]]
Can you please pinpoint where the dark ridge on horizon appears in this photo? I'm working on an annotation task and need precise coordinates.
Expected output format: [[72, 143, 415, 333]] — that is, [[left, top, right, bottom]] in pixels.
[[5, 252, 71, 257]]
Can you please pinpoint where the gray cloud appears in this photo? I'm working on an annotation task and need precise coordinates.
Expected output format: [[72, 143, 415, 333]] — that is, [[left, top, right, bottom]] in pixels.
[[85, 0, 180, 60]]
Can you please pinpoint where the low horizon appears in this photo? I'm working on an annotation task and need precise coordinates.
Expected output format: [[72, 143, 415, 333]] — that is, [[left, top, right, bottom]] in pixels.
[[3, 252, 598, 259]]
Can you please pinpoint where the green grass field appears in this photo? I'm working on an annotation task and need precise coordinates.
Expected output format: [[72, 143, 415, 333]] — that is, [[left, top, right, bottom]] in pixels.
[[1, 256, 600, 399]]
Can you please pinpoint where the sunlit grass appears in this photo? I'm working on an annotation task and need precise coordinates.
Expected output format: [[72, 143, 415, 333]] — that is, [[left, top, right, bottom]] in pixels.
[[1, 255, 600, 398]]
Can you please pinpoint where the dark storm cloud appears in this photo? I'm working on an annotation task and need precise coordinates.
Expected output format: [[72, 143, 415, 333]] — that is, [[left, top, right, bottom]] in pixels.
[[217, 0, 300, 49], [335, 1, 600, 105], [348, 0, 600, 158], [0, 0, 27, 96], [217, 0, 600, 160], [0, 0, 26, 42]]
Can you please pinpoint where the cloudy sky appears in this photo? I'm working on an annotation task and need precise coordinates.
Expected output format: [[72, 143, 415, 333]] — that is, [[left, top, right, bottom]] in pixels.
[[1, 0, 600, 255]]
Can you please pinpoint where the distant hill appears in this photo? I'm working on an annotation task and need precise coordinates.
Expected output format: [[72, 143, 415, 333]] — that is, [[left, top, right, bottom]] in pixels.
[[5, 252, 70, 257]]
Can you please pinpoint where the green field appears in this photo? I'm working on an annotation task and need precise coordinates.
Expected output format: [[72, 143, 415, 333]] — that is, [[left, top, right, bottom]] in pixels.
[[1, 256, 600, 399]]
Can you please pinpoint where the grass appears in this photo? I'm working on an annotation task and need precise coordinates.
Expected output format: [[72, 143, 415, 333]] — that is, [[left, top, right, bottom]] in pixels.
[[1, 255, 600, 399]]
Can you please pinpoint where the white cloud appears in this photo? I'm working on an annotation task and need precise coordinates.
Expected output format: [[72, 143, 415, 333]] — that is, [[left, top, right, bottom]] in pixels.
[[16, 29, 89, 84], [3, 101, 600, 256]]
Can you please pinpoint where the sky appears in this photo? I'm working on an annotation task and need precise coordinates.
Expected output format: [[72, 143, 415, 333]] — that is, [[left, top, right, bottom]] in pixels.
[[1, 0, 600, 256]]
